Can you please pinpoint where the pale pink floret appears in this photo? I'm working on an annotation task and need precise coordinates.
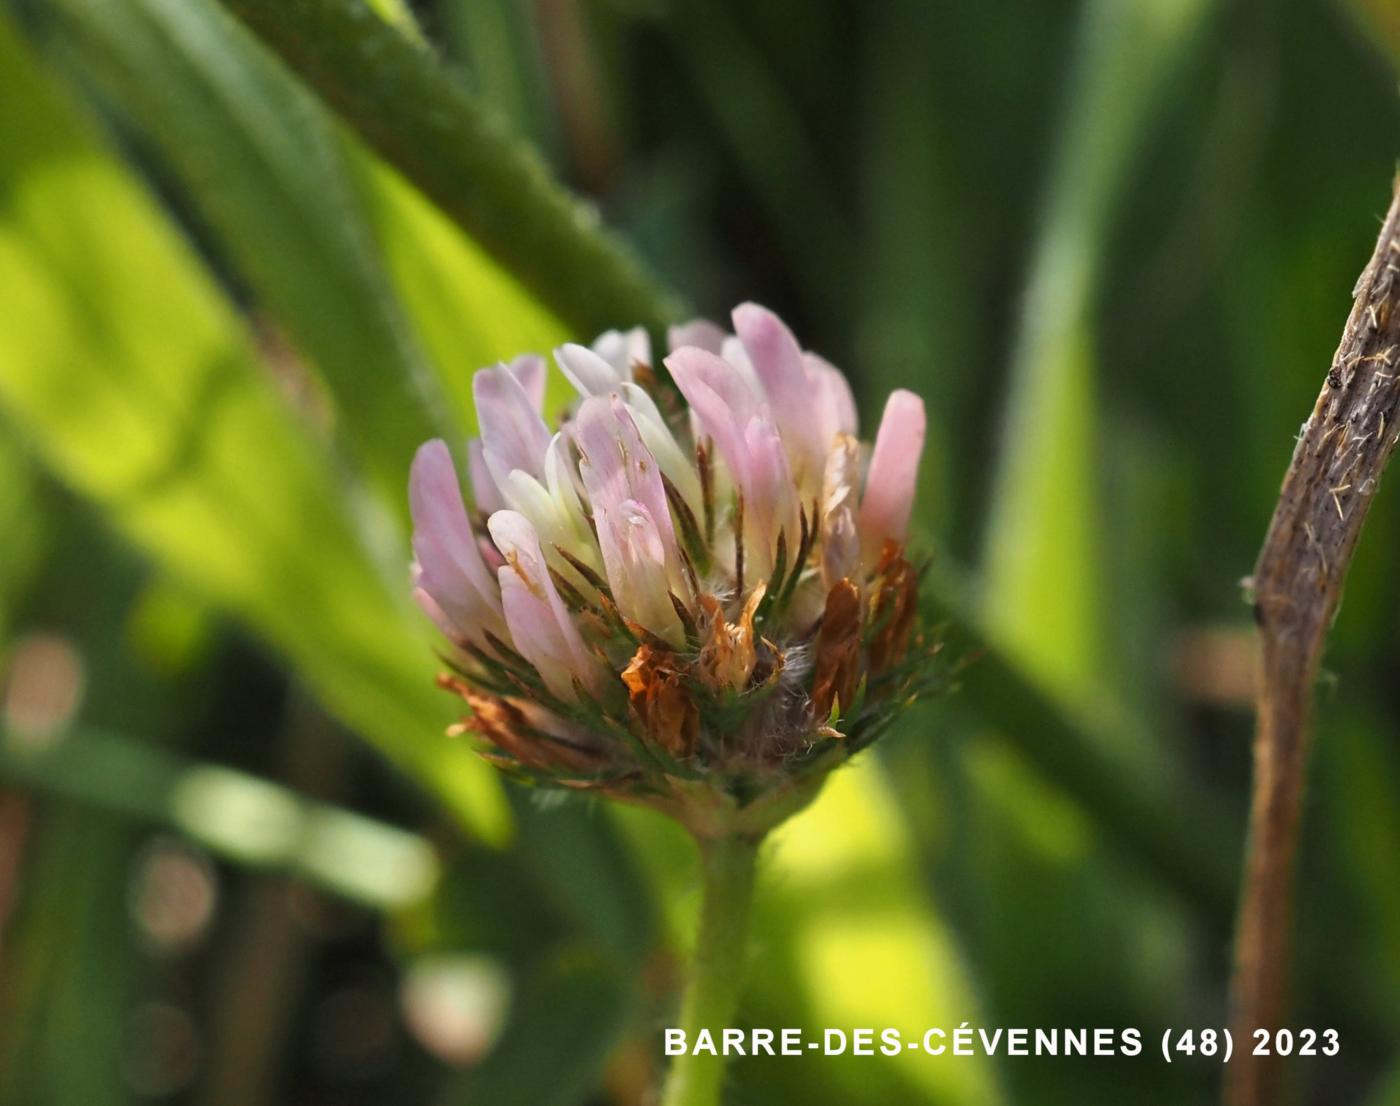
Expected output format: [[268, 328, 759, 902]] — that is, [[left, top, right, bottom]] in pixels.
[[505, 353, 547, 410], [664, 345, 760, 438], [599, 498, 684, 644], [664, 345, 797, 581], [466, 356, 545, 511], [408, 440, 507, 644], [666, 319, 727, 355], [857, 389, 926, 560], [574, 395, 689, 639], [487, 510, 604, 702], [473, 362, 553, 488], [573, 396, 678, 555], [732, 303, 825, 489], [554, 342, 625, 396], [739, 413, 799, 578], [805, 352, 858, 443], [466, 439, 504, 515]]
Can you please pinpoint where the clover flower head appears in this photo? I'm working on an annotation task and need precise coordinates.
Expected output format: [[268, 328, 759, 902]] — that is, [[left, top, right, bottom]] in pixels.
[[410, 303, 937, 834]]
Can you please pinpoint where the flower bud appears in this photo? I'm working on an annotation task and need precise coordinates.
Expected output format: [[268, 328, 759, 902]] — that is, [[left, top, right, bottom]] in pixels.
[[410, 304, 941, 833]]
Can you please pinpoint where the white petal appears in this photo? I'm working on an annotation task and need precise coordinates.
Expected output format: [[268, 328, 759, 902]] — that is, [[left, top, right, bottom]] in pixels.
[[554, 343, 623, 397]]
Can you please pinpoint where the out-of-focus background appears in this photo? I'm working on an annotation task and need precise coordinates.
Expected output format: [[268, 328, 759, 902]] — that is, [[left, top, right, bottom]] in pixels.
[[1, 0, 1399, 1103]]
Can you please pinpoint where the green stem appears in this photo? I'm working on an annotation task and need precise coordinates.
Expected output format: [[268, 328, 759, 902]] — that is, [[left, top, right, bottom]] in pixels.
[[661, 832, 761, 1106], [213, 0, 681, 338]]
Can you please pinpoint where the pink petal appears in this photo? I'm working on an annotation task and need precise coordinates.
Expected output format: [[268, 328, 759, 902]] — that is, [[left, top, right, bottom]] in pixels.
[[665, 346, 759, 424], [667, 318, 728, 354], [466, 438, 505, 514], [507, 353, 547, 411], [572, 396, 628, 510], [740, 413, 797, 581], [806, 353, 858, 442], [733, 302, 823, 481], [478, 535, 505, 571], [487, 510, 602, 701], [664, 346, 759, 478], [719, 335, 765, 397], [733, 303, 805, 405], [472, 364, 552, 486], [858, 390, 926, 554], [619, 383, 703, 518], [665, 346, 798, 579], [408, 440, 505, 641], [574, 396, 677, 552]]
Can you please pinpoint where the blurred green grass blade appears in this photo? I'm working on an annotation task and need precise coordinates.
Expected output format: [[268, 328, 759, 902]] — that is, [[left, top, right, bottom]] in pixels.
[[366, 0, 420, 37], [665, 0, 851, 320], [1324, 718, 1400, 1015], [439, 0, 561, 163], [353, 153, 572, 434], [0, 725, 440, 910], [981, 0, 1213, 700], [513, 797, 657, 961], [0, 15, 509, 842], [925, 562, 1235, 923], [755, 760, 1002, 1105], [1348, 0, 1400, 70], [0, 806, 136, 1106], [47, 0, 452, 518], [858, 0, 969, 550], [1363, 1063, 1400, 1106], [442, 946, 635, 1106], [215, 0, 681, 337], [0, 430, 43, 639]]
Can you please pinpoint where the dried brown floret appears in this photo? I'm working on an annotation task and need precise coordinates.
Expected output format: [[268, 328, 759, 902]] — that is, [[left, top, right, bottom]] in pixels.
[[810, 579, 862, 724], [868, 543, 919, 674], [621, 644, 700, 758], [696, 586, 764, 693]]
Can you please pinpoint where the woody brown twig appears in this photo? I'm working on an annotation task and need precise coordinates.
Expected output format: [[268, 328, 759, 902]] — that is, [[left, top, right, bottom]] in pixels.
[[1226, 179, 1400, 1106]]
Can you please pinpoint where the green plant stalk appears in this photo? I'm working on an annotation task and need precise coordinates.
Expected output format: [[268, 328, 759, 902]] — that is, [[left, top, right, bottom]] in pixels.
[[213, 0, 682, 338], [661, 832, 761, 1106]]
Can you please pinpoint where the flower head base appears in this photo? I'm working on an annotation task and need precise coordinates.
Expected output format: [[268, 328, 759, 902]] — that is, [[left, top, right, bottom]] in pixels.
[[411, 304, 940, 836]]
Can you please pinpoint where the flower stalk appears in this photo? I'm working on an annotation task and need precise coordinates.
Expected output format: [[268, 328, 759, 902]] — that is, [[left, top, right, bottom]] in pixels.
[[661, 831, 762, 1106]]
